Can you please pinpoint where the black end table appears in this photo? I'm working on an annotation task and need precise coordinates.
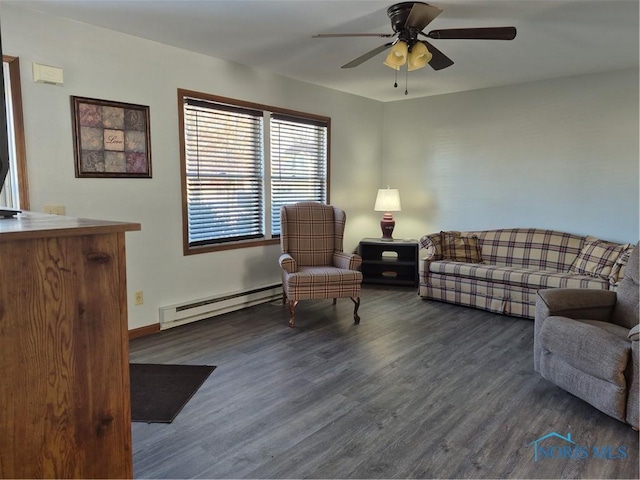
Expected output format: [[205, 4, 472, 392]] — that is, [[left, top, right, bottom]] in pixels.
[[358, 238, 419, 287]]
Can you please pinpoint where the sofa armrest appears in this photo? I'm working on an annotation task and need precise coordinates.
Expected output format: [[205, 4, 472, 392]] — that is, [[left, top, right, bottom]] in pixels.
[[419, 233, 442, 260], [418, 233, 442, 285], [279, 253, 297, 273], [333, 252, 362, 270], [534, 288, 617, 373], [630, 324, 640, 342], [536, 288, 617, 321]]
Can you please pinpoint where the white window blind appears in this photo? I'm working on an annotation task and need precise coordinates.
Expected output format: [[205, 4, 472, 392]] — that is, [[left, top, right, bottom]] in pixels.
[[183, 98, 264, 246], [179, 89, 330, 252], [271, 114, 327, 235]]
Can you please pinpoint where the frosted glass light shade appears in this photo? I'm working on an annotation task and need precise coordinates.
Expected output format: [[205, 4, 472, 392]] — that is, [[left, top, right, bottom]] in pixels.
[[407, 41, 433, 71], [383, 41, 408, 70], [374, 188, 402, 212]]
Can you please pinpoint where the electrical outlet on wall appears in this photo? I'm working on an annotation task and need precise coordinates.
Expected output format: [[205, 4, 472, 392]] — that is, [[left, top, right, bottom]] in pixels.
[[43, 205, 65, 215], [134, 291, 144, 306]]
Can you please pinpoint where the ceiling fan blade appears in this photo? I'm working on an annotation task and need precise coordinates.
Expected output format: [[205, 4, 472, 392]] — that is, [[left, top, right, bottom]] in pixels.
[[420, 40, 454, 71], [405, 3, 443, 31], [341, 43, 393, 69], [426, 27, 517, 40], [313, 33, 395, 38]]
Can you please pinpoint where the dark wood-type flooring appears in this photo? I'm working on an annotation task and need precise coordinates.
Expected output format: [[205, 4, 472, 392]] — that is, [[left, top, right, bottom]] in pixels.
[[130, 285, 639, 479]]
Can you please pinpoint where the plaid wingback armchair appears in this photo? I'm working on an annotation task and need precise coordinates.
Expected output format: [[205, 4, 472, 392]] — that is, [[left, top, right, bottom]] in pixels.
[[279, 202, 363, 327]]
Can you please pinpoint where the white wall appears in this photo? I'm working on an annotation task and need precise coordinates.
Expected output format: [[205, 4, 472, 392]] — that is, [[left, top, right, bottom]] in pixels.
[[4, 4, 638, 330], [382, 69, 639, 244], [1, 4, 383, 329]]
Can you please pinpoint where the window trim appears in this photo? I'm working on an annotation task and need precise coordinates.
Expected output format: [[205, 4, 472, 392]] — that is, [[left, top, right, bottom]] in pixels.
[[2, 55, 29, 210], [177, 88, 331, 255]]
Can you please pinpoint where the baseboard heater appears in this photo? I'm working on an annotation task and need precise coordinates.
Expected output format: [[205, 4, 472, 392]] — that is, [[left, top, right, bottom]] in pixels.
[[159, 283, 282, 330]]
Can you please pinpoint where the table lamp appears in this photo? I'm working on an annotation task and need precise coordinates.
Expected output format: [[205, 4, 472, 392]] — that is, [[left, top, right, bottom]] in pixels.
[[374, 187, 401, 241]]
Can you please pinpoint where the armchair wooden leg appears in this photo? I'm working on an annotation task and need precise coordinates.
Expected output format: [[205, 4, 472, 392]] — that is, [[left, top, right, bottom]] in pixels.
[[288, 300, 299, 328], [351, 297, 361, 324]]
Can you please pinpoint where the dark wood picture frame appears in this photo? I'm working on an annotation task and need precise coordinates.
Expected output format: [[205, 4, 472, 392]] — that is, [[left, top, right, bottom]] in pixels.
[[71, 96, 152, 178]]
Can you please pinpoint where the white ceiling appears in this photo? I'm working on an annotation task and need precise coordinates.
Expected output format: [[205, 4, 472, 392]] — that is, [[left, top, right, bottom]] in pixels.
[[7, 0, 640, 102]]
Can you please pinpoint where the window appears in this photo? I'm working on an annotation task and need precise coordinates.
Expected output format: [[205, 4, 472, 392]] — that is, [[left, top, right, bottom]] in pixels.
[[270, 115, 327, 235], [179, 89, 329, 255], [183, 99, 265, 246], [1, 56, 29, 210]]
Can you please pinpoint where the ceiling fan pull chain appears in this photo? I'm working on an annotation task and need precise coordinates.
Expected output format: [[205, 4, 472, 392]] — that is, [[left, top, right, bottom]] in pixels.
[[405, 66, 408, 95], [393, 68, 398, 88]]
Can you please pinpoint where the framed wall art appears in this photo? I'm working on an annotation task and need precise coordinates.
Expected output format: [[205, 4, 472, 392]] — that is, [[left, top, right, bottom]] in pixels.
[[71, 96, 152, 178]]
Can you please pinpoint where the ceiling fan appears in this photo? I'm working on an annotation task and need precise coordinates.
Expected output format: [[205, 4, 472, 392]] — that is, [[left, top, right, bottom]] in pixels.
[[313, 2, 517, 72]]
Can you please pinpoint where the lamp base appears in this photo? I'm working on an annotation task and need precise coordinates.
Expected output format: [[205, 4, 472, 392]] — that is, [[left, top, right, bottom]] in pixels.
[[380, 213, 395, 241]]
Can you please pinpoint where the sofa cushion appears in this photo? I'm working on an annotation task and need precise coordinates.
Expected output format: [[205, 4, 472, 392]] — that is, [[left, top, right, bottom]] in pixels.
[[569, 237, 630, 282], [420, 228, 587, 270], [609, 245, 634, 285], [440, 231, 482, 263], [428, 261, 609, 290], [579, 319, 633, 339], [422, 273, 539, 318], [473, 229, 585, 270]]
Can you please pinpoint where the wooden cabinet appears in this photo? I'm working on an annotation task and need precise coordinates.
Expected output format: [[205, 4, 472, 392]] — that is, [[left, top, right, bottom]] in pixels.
[[0, 212, 140, 479], [358, 238, 418, 287]]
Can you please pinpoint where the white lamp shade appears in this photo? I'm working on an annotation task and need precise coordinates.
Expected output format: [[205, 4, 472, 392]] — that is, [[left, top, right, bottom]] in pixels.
[[407, 41, 433, 71], [383, 41, 408, 70], [374, 188, 402, 212]]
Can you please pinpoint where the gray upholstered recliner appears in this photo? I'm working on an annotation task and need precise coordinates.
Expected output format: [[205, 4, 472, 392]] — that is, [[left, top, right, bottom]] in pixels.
[[534, 242, 639, 429]]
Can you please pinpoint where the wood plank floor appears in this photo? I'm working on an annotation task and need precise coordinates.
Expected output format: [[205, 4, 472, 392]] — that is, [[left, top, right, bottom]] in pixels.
[[130, 285, 639, 479]]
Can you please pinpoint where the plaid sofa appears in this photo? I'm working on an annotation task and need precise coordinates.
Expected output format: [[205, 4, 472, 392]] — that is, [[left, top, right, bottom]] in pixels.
[[419, 228, 634, 319]]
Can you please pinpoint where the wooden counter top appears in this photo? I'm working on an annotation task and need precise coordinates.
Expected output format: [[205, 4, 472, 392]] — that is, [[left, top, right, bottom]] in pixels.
[[0, 210, 141, 242], [0, 210, 139, 478]]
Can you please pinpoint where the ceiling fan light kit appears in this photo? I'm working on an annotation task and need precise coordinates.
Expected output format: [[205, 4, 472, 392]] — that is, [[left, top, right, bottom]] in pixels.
[[314, 1, 517, 94], [383, 40, 432, 72], [407, 41, 432, 71], [383, 41, 408, 70]]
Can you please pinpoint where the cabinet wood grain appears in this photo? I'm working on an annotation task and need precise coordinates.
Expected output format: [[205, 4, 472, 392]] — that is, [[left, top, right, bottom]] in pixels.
[[0, 212, 139, 478]]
